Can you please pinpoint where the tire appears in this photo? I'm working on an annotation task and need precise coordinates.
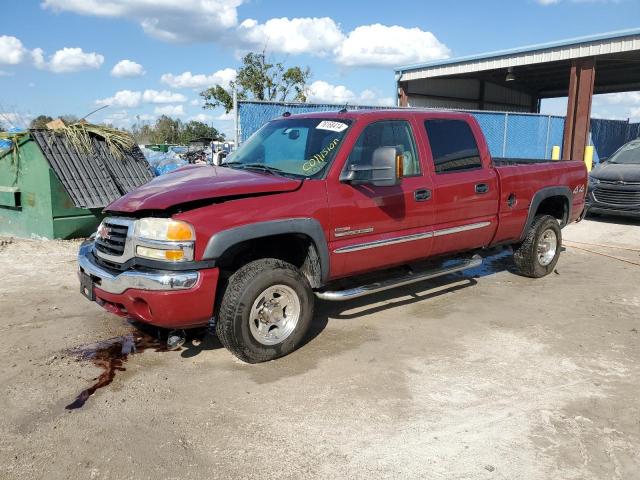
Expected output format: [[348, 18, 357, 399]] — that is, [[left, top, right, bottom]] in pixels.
[[513, 215, 562, 278], [216, 258, 314, 363]]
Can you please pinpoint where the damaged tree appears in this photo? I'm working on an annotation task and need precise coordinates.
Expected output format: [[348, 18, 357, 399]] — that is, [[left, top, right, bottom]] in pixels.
[[200, 52, 311, 113]]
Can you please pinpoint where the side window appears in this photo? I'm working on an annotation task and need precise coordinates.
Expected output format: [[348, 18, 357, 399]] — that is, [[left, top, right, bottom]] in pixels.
[[345, 120, 421, 177], [424, 119, 482, 174]]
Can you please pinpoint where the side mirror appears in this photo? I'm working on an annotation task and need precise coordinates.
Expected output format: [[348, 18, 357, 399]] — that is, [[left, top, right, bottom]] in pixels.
[[340, 146, 403, 187]]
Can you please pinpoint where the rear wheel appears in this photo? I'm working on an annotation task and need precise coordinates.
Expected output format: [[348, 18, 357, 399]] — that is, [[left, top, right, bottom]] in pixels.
[[513, 215, 562, 278], [216, 258, 314, 363]]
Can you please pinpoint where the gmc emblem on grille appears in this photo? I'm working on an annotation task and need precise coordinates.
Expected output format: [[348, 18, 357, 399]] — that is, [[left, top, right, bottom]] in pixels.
[[97, 224, 111, 240]]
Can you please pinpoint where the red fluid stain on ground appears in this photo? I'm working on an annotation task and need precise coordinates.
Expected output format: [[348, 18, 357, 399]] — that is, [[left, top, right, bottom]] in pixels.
[[65, 332, 167, 410]]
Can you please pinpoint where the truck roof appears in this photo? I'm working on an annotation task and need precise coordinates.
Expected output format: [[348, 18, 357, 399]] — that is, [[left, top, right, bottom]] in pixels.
[[282, 108, 476, 122]]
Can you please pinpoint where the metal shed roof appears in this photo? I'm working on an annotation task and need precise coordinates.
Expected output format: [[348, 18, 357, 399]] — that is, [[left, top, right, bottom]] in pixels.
[[31, 130, 154, 209], [396, 28, 640, 88], [396, 28, 640, 100]]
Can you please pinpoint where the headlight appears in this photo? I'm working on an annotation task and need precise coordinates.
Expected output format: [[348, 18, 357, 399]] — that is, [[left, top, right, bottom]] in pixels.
[[134, 218, 195, 262], [588, 176, 600, 186], [135, 218, 195, 241]]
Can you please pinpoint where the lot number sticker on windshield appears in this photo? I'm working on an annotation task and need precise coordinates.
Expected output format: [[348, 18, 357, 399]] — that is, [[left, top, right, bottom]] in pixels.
[[316, 121, 348, 132]]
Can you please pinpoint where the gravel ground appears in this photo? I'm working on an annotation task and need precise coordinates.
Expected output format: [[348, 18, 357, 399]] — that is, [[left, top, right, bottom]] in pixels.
[[0, 217, 639, 480]]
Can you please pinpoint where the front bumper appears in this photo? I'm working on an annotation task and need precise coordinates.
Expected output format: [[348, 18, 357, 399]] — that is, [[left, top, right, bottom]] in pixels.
[[78, 241, 199, 294], [78, 241, 219, 328], [586, 203, 640, 218], [586, 187, 640, 219]]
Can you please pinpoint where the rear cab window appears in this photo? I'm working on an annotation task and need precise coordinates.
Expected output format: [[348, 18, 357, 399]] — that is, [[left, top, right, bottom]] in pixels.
[[424, 119, 482, 174]]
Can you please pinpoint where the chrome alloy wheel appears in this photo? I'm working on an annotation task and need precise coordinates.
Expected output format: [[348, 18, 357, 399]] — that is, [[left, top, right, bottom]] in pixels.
[[249, 285, 301, 346], [537, 229, 558, 266]]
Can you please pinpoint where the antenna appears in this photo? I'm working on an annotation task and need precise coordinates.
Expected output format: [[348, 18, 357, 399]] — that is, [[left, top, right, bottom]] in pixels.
[[81, 104, 109, 121]]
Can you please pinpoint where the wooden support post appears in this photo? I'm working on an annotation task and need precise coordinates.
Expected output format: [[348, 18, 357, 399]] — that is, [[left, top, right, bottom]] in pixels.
[[562, 58, 595, 161]]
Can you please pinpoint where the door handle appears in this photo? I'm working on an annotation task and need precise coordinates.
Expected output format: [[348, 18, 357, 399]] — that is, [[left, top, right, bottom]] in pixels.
[[414, 189, 431, 201], [475, 183, 489, 194]]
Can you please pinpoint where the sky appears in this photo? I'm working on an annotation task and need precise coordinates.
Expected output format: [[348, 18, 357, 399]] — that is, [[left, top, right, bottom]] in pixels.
[[0, 0, 639, 137]]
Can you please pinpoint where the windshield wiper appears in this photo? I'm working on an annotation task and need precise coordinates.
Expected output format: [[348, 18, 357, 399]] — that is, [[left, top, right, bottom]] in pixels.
[[221, 160, 243, 167], [232, 163, 287, 176]]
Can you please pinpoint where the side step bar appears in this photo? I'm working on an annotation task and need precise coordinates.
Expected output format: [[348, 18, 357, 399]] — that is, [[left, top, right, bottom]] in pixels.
[[315, 254, 482, 302]]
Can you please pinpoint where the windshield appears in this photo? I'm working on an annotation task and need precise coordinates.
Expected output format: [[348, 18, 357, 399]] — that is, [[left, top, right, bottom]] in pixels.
[[608, 140, 640, 165], [224, 118, 351, 178]]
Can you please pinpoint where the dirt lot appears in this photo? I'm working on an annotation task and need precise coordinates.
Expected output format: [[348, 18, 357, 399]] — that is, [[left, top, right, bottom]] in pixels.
[[1, 217, 639, 480]]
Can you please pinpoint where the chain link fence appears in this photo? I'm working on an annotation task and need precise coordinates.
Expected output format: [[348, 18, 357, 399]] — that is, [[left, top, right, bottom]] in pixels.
[[237, 100, 639, 161]]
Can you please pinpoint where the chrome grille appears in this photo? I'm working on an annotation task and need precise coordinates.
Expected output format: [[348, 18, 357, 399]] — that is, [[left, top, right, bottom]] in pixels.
[[95, 220, 130, 257], [593, 186, 640, 206]]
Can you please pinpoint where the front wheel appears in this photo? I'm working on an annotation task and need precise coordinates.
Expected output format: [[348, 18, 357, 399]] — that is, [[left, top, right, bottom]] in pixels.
[[513, 215, 562, 278], [216, 258, 314, 363]]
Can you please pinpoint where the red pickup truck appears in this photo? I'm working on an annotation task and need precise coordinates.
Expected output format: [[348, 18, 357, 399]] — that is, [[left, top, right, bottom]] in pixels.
[[78, 110, 587, 362]]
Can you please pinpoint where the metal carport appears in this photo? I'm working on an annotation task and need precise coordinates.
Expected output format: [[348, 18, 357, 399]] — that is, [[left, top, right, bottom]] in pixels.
[[395, 28, 640, 162]]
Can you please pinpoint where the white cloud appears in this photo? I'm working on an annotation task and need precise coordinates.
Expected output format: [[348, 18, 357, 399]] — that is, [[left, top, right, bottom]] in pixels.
[[307, 80, 394, 106], [335, 24, 450, 67], [0, 70, 14, 77], [142, 89, 187, 103], [592, 92, 640, 121], [238, 17, 344, 56], [542, 92, 640, 121], [0, 112, 34, 129], [42, 0, 242, 43], [537, 0, 559, 4], [0, 36, 28, 65], [102, 110, 132, 128], [595, 92, 640, 105], [160, 68, 237, 89], [217, 111, 234, 121], [190, 98, 203, 106], [34, 47, 104, 73], [96, 90, 142, 108], [111, 59, 145, 77], [307, 81, 356, 104], [236, 18, 449, 68], [40, 2, 450, 69], [95, 89, 187, 107], [189, 113, 213, 123], [154, 104, 186, 116]]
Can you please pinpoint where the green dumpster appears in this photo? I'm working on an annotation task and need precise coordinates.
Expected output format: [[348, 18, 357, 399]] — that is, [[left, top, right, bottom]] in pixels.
[[0, 129, 153, 239]]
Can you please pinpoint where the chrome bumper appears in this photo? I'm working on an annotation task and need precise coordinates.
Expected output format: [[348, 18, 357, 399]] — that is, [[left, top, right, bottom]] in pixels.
[[78, 241, 199, 295]]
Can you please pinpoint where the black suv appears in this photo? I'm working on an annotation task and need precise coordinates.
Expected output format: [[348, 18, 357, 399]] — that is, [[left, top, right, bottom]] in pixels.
[[587, 139, 640, 218]]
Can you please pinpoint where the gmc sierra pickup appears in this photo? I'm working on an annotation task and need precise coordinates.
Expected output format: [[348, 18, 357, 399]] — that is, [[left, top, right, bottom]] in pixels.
[[78, 110, 587, 363]]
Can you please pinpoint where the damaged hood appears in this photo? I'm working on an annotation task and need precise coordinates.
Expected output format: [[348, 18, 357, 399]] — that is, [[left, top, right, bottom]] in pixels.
[[107, 164, 302, 213]]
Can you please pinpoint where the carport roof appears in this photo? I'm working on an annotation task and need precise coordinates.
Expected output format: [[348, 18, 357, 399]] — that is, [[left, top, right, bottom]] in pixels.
[[396, 28, 640, 97]]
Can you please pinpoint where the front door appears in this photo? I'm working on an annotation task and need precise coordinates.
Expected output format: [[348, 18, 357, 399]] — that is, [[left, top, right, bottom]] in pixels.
[[327, 119, 435, 278]]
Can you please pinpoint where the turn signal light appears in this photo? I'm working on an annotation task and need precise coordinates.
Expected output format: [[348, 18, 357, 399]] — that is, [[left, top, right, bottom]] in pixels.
[[136, 246, 185, 262], [396, 154, 404, 178], [167, 222, 195, 241]]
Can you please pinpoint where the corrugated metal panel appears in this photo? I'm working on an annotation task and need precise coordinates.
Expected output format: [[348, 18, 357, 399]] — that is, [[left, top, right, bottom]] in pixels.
[[30, 130, 153, 209], [399, 32, 640, 81]]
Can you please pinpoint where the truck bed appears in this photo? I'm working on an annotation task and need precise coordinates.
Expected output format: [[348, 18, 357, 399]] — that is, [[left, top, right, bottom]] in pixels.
[[491, 159, 587, 244]]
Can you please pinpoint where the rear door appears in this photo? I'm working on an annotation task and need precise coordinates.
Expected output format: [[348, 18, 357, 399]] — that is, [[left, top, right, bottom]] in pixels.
[[327, 118, 435, 278], [420, 117, 499, 255]]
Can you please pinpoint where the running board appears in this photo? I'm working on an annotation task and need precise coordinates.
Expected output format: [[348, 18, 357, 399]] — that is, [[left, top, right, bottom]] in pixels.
[[315, 254, 483, 301]]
